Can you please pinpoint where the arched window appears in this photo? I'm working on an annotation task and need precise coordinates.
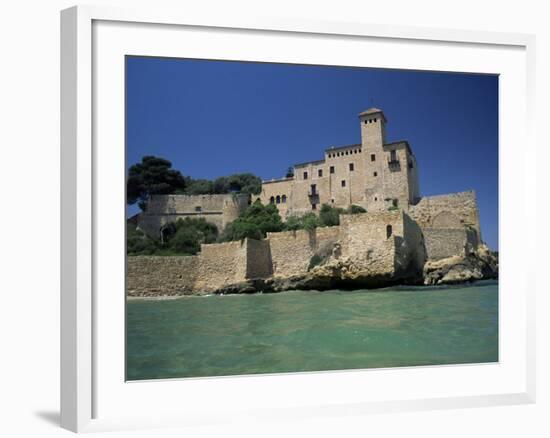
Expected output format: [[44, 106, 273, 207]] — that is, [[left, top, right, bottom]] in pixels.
[[386, 225, 393, 239], [276, 195, 281, 204], [281, 195, 287, 203], [270, 196, 275, 204]]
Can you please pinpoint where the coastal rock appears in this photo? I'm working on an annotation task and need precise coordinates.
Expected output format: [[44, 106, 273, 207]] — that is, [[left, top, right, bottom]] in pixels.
[[422, 244, 498, 285]]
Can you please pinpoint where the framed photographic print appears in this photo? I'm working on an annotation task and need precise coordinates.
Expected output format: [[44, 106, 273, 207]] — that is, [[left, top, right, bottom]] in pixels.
[[61, 5, 536, 433]]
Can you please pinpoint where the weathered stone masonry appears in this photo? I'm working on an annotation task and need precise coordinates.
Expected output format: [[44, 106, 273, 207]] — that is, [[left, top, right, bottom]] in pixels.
[[127, 211, 429, 295], [138, 193, 249, 240]]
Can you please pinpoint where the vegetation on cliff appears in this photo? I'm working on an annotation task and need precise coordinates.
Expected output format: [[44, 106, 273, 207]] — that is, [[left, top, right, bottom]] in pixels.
[[285, 204, 366, 230], [127, 156, 187, 211], [127, 155, 262, 211], [127, 224, 159, 255], [219, 201, 284, 241], [183, 173, 261, 196], [219, 202, 367, 242], [127, 217, 218, 256]]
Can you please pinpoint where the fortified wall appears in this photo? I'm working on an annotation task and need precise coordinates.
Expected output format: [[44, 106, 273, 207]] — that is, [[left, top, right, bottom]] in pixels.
[[137, 193, 249, 239], [409, 191, 481, 237], [267, 226, 341, 277], [127, 237, 272, 296], [127, 211, 429, 296], [409, 191, 481, 260], [422, 228, 479, 261], [127, 255, 199, 297]]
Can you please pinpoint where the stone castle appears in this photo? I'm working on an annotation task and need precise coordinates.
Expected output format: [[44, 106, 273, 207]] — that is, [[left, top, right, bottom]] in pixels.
[[129, 108, 495, 296], [258, 108, 419, 217]]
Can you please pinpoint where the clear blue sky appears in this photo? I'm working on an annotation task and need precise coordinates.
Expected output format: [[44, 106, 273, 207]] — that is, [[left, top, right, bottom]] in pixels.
[[126, 56, 499, 250]]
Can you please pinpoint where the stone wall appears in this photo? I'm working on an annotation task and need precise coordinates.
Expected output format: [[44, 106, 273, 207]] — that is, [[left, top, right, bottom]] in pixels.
[[338, 211, 403, 277], [267, 229, 317, 277], [266, 226, 341, 278], [127, 255, 199, 296], [259, 178, 293, 219], [423, 227, 479, 260], [409, 191, 481, 240], [128, 210, 474, 296], [194, 240, 249, 292], [137, 193, 249, 238], [399, 212, 427, 274], [127, 238, 271, 296], [246, 238, 273, 279]]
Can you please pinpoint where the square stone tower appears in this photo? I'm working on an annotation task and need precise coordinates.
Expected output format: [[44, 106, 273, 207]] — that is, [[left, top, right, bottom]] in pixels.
[[359, 108, 420, 212]]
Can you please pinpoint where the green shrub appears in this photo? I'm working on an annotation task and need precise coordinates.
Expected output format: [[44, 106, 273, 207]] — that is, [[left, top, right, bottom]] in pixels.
[[347, 204, 367, 214], [284, 215, 303, 231], [126, 224, 159, 255], [219, 200, 283, 242], [319, 204, 345, 227], [174, 217, 218, 243], [302, 213, 321, 230], [168, 227, 202, 254], [308, 254, 323, 270], [127, 217, 220, 256]]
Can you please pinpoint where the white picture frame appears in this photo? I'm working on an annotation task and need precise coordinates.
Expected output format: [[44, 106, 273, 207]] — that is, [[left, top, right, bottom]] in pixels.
[[60, 4, 536, 433]]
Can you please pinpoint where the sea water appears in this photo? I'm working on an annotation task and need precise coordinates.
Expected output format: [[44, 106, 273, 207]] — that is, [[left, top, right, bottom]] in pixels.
[[126, 280, 498, 380]]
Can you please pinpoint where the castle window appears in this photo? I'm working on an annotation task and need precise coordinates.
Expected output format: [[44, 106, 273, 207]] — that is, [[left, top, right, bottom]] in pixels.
[[341, 180, 346, 187], [330, 166, 335, 174], [270, 196, 275, 204], [359, 149, 362, 153], [373, 172, 377, 177], [331, 199, 335, 203], [364, 120, 368, 124], [349, 163, 354, 171], [374, 118, 377, 122], [371, 154, 376, 162], [374, 197, 378, 201], [408, 161, 413, 169], [390, 150, 397, 162], [312, 203, 317, 210], [276, 195, 281, 204], [392, 199, 398, 207], [318, 169, 323, 177], [282, 195, 287, 203], [386, 225, 393, 239], [195, 206, 202, 212], [345, 151, 349, 155], [303, 171, 308, 180]]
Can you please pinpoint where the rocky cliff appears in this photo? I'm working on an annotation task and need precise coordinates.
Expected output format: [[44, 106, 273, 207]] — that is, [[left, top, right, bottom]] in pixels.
[[422, 244, 498, 286]]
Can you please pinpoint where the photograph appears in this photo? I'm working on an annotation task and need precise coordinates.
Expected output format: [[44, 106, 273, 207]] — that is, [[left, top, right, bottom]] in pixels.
[[125, 56, 499, 381]]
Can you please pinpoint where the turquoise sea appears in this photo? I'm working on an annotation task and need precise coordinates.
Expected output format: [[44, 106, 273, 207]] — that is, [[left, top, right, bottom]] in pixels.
[[126, 280, 498, 380]]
